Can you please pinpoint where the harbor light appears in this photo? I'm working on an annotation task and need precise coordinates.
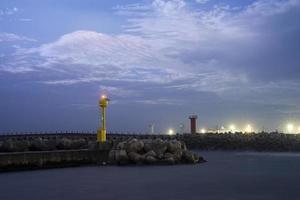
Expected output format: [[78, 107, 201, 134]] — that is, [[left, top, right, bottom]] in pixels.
[[229, 124, 236, 132], [245, 124, 252, 133], [286, 123, 294, 134], [167, 129, 175, 135], [219, 126, 225, 133]]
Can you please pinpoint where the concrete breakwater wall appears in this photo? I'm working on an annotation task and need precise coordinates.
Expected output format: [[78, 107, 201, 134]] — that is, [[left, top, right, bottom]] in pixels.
[[0, 149, 110, 171], [181, 133, 300, 151], [1, 132, 300, 152]]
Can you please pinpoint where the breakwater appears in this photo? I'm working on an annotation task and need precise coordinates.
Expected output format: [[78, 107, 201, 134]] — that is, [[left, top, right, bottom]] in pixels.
[[0, 148, 110, 172], [181, 132, 300, 151], [1, 132, 300, 152], [0, 138, 204, 171], [1, 132, 299, 171]]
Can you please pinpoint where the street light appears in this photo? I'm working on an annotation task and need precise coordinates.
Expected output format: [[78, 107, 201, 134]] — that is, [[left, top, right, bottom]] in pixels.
[[229, 124, 236, 132], [220, 126, 225, 133], [167, 129, 174, 135], [245, 124, 252, 133], [286, 123, 294, 134]]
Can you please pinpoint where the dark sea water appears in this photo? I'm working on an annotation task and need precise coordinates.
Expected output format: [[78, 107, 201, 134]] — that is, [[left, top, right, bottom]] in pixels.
[[1, 151, 300, 200]]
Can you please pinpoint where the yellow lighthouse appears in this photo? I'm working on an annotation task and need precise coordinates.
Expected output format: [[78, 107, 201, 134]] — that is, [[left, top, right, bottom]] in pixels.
[[97, 95, 110, 142]]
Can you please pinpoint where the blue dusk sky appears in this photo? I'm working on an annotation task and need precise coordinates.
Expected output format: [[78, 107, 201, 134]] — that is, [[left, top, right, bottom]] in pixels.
[[0, 0, 300, 133]]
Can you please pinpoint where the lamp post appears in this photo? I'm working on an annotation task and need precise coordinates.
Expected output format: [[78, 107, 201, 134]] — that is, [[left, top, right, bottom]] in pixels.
[[97, 95, 110, 142]]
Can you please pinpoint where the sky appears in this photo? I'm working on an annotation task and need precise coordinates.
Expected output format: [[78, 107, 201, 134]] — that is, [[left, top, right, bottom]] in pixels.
[[0, 0, 300, 133]]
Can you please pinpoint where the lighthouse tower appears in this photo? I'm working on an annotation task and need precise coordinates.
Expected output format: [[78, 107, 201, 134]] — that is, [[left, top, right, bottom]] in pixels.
[[97, 95, 110, 142], [189, 115, 198, 134]]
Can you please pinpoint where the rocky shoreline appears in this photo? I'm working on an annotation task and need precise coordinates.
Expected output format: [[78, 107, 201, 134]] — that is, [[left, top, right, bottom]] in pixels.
[[106, 138, 206, 165]]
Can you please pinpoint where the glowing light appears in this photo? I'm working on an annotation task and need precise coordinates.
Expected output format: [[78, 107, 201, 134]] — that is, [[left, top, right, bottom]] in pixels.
[[286, 123, 294, 133], [167, 129, 174, 135], [219, 126, 225, 133], [229, 124, 236, 132], [245, 124, 252, 133], [101, 94, 107, 99], [200, 129, 206, 134]]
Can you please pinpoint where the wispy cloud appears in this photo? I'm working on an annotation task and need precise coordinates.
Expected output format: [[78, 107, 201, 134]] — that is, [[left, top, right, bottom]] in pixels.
[[0, 32, 36, 42], [99, 86, 137, 98], [18, 18, 32, 22], [195, 0, 209, 4], [0, 7, 18, 16], [134, 98, 184, 106]]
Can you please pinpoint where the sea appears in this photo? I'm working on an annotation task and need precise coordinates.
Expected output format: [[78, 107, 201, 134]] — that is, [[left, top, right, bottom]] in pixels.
[[0, 151, 300, 200]]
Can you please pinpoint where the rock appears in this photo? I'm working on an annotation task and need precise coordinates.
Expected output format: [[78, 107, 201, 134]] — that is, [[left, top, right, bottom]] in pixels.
[[2, 139, 17, 152], [115, 150, 129, 165], [56, 138, 73, 150], [29, 138, 49, 151], [110, 138, 205, 165], [14, 140, 30, 152], [161, 157, 175, 165], [156, 153, 164, 160], [149, 138, 168, 155], [181, 142, 187, 151], [198, 155, 207, 163], [43, 139, 57, 151], [128, 152, 143, 164], [145, 155, 157, 164], [172, 150, 183, 162], [164, 152, 174, 159], [126, 139, 144, 153], [116, 141, 127, 150], [167, 140, 182, 153], [182, 150, 199, 164], [143, 140, 152, 152], [192, 153, 199, 163], [70, 139, 86, 149], [143, 150, 156, 158]]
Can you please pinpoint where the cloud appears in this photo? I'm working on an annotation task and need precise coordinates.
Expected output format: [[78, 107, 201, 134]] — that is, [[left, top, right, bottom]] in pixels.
[[0, 7, 18, 16], [0, 66, 36, 73], [0, 32, 36, 42], [18, 18, 32, 22], [21, 29, 196, 86], [195, 0, 209, 4], [134, 98, 184, 106], [35, 30, 159, 69], [1, 0, 300, 107], [99, 86, 137, 98]]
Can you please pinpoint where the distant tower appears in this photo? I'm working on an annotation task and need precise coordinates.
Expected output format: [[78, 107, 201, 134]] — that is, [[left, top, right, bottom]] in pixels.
[[189, 115, 198, 134], [149, 123, 155, 134]]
